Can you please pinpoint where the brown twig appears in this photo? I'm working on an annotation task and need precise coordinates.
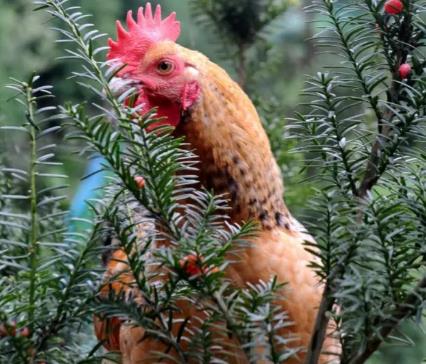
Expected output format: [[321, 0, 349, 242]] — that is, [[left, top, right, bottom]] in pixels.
[[349, 275, 426, 364], [305, 236, 359, 364], [357, 113, 393, 199], [305, 283, 334, 364], [358, 0, 413, 199]]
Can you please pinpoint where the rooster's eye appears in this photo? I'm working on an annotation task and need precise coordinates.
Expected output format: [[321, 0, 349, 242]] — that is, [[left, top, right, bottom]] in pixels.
[[156, 60, 175, 75]]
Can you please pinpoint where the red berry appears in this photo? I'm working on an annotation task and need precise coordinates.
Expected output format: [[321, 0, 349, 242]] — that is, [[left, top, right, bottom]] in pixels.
[[179, 254, 203, 276], [179, 254, 219, 277], [0, 321, 16, 337], [134, 176, 145, 189], [19, 327, 30, 337], [399, 63, 411, 78], [384, 0, 403, 15]]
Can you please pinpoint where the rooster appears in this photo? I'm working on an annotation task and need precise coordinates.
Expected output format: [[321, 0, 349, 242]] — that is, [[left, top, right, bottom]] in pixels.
[[95, 4, 338, 363]]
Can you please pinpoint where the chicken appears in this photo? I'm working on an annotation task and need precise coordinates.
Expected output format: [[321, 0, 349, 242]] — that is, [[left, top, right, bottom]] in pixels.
[[95, 3, 338, 363]]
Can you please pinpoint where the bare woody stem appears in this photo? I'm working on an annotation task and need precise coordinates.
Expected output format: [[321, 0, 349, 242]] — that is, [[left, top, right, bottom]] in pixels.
[[304, 284, 333, 364], [357, 111, 393, 198], [26, 81, 39, 333], [305, 234, 359, 364], [349, 275, 426, 364], [358, 0, 413, 198]]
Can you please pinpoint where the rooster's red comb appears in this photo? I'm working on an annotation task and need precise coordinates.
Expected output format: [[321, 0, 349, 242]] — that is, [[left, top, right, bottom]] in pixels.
[[107, 3, 181, 70]]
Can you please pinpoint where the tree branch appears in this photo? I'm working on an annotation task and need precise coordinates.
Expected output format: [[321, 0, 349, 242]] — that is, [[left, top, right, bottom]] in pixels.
[[349, 275, 426, 364], [357, 2, 413, 198], [305, 283, 334, 364], [357, 110, 393, 198]]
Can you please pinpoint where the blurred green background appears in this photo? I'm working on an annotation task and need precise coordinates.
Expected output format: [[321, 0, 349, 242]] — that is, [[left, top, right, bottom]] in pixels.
[[0, 0, 424, 362], [0, 0, 315, 215]]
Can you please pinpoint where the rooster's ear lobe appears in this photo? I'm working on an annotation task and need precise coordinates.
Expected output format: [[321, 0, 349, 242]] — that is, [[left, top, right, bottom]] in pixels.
[[181, 81, 201, 110]]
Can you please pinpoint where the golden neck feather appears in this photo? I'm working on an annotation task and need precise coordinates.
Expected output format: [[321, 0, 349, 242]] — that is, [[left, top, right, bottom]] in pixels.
[[174, 58, 292, 230]]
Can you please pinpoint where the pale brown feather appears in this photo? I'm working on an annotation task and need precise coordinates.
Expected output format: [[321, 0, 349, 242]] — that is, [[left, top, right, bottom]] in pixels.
[[97, 42, 339, 363]]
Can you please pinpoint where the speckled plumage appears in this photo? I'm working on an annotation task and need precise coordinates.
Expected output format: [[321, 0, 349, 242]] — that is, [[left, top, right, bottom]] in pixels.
[[97, 41, 339, 363], [174, 46, 338, 362], [174, 46, 290, 231]]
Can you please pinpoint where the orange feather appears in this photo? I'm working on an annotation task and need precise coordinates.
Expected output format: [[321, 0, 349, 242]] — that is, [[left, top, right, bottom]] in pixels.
[[97, 41, 339, 363]]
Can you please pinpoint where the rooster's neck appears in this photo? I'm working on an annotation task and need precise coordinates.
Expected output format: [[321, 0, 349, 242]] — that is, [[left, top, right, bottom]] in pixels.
[[174, 61, 294, 231]]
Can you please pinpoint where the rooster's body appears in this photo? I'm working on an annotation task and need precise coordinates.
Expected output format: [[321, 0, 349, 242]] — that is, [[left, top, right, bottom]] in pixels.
[[95, 4, 338, 363]]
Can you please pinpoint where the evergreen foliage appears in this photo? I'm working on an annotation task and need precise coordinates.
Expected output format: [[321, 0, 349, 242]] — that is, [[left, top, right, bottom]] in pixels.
[[189, 0, 291, 87], [0, 75, 103, 363], [292, 0, 426, 362]]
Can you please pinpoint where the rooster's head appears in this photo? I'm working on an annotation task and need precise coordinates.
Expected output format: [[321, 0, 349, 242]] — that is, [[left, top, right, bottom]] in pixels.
[[107, 3, 201, 128]]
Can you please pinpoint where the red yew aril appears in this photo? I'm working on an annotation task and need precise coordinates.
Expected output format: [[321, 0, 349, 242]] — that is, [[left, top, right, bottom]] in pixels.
[[179, 254, 203, 276], [0, 321, 16, 337], [134, 176, 145, 189], [179, 254, 219, 277], [399, 63, 411, 79], [384, 0, 403, 15], [19, 327, 30, 337]]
